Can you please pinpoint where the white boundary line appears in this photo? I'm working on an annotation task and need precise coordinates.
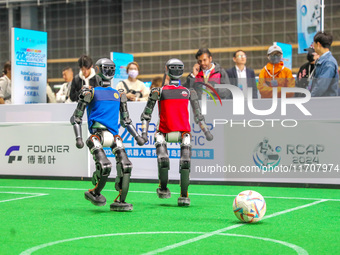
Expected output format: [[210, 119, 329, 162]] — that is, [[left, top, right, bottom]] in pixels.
[[0, 191, 48, 203], [19, 231, 308, 255], [0, 186, 339, 201], [142, 200, 327, 255]]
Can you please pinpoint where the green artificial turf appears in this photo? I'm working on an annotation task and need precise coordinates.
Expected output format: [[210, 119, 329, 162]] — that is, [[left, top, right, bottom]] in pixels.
[[0, 179, 339, 255]]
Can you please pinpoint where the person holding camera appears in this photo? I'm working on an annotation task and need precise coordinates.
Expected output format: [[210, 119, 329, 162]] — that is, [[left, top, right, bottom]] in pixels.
[[116, 61, 149, 101]]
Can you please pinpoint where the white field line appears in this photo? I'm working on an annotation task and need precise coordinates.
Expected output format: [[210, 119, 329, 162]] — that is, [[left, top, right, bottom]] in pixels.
[[19, 231, 308, 255], [142, 199, 327, 255], [0, 185, 339, 201], [0, 191, 48, 203]]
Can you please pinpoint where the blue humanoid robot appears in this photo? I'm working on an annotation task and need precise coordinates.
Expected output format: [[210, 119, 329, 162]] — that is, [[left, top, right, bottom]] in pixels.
[[70, 58, 144, 211]]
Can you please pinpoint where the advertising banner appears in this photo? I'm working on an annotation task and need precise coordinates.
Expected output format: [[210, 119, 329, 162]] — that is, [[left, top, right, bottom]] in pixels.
[[1, 98, 339, 185], [11, 28, 47, 104], [110, 52, 133, 88], [296, 0, 322, 54], [0, 122, 88, 177], [190, 95, 340, 184], [276, 42, 292, 70]]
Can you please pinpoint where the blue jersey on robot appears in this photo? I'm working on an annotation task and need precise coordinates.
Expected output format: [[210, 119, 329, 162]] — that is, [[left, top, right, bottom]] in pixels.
[[87, 87, 120, 135]]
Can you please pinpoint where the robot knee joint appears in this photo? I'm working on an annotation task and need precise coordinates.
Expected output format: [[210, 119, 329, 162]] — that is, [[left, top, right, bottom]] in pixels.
[[158, 155, 169, 169], [96, 161, 112, 176], [121, 162, 132, 174], [180, 159, 191, 170]]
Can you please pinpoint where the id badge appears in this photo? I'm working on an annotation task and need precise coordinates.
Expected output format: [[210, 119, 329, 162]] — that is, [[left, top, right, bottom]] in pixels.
[[270, 80, 278, 87]]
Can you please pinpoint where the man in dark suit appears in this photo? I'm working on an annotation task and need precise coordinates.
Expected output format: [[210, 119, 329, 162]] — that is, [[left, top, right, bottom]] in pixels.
[[226, 50, 258, 98]]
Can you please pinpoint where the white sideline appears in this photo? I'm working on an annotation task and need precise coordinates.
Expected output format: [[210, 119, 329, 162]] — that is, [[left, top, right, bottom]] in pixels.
[[142, 199, 327, 255], [0, 186, 339, 201], [0, 191, 48, 203]]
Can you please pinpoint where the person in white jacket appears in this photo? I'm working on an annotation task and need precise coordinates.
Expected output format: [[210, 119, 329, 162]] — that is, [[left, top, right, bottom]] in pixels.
[[0, 61, 11, 104], [56, 67, 74, 103]]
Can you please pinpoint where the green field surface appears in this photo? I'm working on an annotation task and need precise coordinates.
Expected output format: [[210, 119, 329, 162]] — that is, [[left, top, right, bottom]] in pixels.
[[1, 179, 339, 255]]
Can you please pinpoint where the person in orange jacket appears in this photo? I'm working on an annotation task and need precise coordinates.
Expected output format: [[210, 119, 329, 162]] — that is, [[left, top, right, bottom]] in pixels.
[[258, 43, 295, 98]]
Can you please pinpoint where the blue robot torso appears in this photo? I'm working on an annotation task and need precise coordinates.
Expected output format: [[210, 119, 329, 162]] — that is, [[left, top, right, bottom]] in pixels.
[[87, 87, 121, 135]]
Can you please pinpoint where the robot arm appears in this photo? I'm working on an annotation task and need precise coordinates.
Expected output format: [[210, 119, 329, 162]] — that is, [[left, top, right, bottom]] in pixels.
[[70, 88, 93, 148], [189, 89, 213, 141], [140, 88, 160, 142], [119, 91, 145, 146]]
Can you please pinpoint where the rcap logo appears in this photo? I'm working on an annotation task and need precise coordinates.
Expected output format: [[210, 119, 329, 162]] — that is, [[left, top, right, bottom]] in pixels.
[[253, 137, 281, 170], [5, 146, 22, 163]]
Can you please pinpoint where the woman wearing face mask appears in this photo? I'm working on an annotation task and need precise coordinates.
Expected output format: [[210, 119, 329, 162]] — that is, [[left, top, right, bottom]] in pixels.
[[258, 43, 295, 98], [116, 61, 149, 101]]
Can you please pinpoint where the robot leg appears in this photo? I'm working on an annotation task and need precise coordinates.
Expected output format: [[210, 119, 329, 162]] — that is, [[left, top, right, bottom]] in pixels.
[[178, 132, 191, 206], [84, 134, 112, 206], [110, 135, 133, 212], [155, 132, 171, 199]]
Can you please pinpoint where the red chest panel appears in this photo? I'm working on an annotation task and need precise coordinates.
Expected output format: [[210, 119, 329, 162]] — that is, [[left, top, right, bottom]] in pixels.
[[158, 85, 191, 133]]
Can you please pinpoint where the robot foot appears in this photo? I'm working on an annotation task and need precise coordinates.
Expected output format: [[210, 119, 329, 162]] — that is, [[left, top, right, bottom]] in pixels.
[[84, 191, 106, 206], [110, 201, 133, 212], [156, 188, 171, 199], [178, 196, 190, 207]]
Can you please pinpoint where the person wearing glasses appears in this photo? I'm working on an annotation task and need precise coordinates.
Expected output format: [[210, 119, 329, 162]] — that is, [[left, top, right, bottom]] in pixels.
[[226, 50, 258, 99]]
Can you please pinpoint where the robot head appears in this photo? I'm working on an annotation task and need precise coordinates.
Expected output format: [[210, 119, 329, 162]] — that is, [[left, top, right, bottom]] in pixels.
[[263, 137, 269, 143], [95, 58, 116, 82], [165, 58, 184, 80]]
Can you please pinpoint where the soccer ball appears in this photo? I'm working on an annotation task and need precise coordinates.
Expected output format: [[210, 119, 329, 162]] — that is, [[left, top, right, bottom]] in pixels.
[[233, 190, 266, 223]]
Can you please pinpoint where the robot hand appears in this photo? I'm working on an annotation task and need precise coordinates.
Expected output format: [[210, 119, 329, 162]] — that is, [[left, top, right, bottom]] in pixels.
[[76, 137, 84, 149], [135, 135, 146, 146], [141, 128, 148, 143], [205, 130, 214, 141]]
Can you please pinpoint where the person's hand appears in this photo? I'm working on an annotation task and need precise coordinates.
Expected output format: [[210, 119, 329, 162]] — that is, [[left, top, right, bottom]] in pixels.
[[126, 93, 136, 101], [192, 63, 200, 77]]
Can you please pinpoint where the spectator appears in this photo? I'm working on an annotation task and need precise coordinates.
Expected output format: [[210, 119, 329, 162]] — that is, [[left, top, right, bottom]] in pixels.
[[258, 43, 295, 98], [56, 67, 74, 103], [116, 61, 149, 101], [226, 50, 258, 98], [70, 55, 100, 102], [295, 47, 319, 97], [185, 48, 231, 99], [0, 61, 11, 104], [150, 76, 163, 90], [46, 84, 56, 103], [310, 31, 339, 97]]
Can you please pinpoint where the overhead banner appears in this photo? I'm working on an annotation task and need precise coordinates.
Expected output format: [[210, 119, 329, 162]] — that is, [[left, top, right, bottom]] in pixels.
[[276, 42, 293, 70], [110, 52, 133, 88], [296, 0, 322, 54], [11, 28, 47, 104]]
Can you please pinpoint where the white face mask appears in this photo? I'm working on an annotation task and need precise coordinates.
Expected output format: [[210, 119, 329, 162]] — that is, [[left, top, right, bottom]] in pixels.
[[128, 70, 139, 79]]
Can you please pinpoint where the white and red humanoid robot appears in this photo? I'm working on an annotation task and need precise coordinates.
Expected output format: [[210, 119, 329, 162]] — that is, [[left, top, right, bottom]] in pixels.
[[140, 58, 213, 206], [70, 58, 144, 211]]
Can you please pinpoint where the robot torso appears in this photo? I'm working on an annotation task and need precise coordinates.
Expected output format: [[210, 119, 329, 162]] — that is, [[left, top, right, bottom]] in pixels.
[[158, 84, 191, 134], [87, 86, 121, 135]]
